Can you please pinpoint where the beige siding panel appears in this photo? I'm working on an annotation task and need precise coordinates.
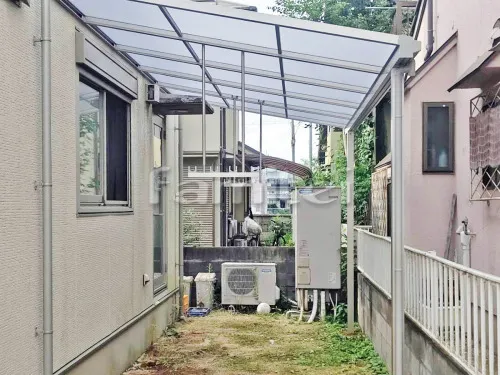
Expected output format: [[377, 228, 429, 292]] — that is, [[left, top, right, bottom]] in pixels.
[[0, 1, 165, 373]]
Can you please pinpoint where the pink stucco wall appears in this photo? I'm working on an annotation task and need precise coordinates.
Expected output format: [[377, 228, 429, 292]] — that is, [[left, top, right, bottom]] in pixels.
[[404, 46, 457, 257], [405, 0, 500, 275]]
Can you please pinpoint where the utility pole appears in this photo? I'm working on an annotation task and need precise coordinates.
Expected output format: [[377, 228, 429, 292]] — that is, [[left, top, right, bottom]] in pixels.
[[291, 120, 296, 163]]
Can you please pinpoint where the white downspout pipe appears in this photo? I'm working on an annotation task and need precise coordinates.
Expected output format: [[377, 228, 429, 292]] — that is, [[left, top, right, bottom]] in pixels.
[[320, 291, 326, 321], [298, 289, 304, 322], [391, 67, 406, 375], [41, 0, 54, 373], [176, 116, 184, 316], [346, 130, 355, 332], [307, 289, 318, 323]]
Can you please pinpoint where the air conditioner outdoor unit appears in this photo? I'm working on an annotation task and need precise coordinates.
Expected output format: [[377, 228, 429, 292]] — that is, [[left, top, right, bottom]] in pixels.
[[221, 262, 279, 306]]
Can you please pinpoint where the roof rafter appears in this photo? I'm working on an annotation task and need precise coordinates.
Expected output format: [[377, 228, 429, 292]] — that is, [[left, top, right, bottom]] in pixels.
[[158, 81, 352, 120], [159, 6, 230, 108], [144, 65, 361, 108]]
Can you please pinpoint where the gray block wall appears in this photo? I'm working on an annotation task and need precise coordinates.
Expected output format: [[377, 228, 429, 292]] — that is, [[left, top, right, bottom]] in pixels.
[[183, 246, 295, 305], [358, 273, 470, 375]]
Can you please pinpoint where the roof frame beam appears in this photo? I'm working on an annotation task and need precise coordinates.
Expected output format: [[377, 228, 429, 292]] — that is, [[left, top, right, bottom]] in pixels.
[[83, 16, 384, 74], [232, 105, 345, 127], [144, 65, 360, 108], [158, 81, 352, 120], [158, 85, 344, 126], [158, 6, 229, 108], [275, 25, 288, 118], [116, 44, 370, 94]]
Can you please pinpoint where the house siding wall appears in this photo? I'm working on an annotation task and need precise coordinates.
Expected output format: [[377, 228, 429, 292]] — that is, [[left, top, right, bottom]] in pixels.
[[0, 1, 177, 373], [406, 1, 500, 274], [181, 106, 238, 155], [403, 46, 458, 257]]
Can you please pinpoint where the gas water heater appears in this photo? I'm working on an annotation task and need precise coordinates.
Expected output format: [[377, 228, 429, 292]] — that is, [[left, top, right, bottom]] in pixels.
[[292, 187, 342, 290]]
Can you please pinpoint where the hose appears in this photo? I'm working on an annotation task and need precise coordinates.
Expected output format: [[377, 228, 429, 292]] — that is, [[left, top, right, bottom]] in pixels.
[[307, 290, 318, 323], [329, 291, 335, 311], [298, 289, 304, 322]]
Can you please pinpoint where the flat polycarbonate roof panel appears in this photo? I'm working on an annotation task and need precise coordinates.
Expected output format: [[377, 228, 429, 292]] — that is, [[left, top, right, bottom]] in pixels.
[[131, 54, 201, 76], [279, 26, 395, 68], [285, 81, 364, 105], [71, 0, 174, 31], [151, 74, 204, 91], [67, 0, 420, 129], [102, 28, 197, 57], [167, 8, 278, 50], [207, 68, 283, 91], [282, 60, 375, 89], [204, 47, 281, 74]]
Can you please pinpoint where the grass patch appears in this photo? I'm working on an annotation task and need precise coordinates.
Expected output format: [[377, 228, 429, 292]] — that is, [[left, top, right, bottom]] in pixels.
[[124, 311, 387, 375], [297, 324, 388, 374]]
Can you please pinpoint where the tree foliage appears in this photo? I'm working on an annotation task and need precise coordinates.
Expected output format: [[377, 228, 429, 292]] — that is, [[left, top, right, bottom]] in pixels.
[[272, 0, 395, 32], [296, 120, 375, 225]]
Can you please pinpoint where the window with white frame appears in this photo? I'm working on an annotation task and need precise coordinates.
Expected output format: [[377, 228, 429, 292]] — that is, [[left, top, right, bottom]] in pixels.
[[153, 122, 167, 292], [78, 73, 131, 211]]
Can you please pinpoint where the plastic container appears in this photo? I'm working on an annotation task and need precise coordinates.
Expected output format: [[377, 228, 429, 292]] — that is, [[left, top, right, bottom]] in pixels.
[[182, 276, 194, 312], [194, 272, 216, 308], [186, 307, 211, 317]]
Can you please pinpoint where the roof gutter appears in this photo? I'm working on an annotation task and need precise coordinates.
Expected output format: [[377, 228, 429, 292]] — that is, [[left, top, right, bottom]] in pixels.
[[424, 0, 434, 61]]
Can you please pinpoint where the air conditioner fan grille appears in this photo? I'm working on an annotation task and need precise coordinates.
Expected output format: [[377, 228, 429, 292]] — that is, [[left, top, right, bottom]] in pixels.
[[227, 268, 256, 295]]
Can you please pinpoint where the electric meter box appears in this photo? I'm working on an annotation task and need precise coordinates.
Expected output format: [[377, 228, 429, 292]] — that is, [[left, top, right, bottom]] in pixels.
[[293, 187, 341, 290]]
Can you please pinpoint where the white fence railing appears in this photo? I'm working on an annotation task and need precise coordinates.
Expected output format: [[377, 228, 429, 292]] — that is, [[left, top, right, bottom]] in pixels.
[[357, 228, 500, 375]]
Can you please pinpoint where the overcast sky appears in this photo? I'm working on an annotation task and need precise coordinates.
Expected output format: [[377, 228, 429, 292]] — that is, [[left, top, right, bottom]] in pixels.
[[231, 0, 320, 165]]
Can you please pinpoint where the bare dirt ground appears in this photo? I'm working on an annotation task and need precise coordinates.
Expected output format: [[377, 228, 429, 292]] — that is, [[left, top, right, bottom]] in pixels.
[[123, 311, 386, 375]]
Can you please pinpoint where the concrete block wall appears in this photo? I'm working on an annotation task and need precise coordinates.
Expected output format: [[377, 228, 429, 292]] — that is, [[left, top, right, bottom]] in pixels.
[[358, 273, 469, 375], [184, 246, 295, 305]]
